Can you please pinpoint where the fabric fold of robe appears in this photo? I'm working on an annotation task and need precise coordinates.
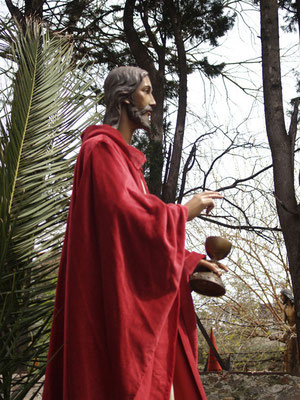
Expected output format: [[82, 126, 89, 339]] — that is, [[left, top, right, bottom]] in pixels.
[[43, 124, 206, 400]]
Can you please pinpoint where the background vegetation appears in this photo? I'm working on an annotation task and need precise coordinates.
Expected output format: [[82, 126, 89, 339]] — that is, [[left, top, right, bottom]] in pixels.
[[0, 0, 299, 397]]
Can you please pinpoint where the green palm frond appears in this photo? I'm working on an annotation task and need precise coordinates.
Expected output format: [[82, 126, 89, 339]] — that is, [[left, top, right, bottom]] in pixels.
[[0, 20, 101, 399]]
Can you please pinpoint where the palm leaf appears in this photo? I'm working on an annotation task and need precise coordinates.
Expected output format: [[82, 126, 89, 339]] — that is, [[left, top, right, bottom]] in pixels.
[[0, 19, 101, 399]]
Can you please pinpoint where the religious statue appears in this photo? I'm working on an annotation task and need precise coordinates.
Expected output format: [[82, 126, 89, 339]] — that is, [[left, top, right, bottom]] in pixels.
[[42, 66, 226, 399]]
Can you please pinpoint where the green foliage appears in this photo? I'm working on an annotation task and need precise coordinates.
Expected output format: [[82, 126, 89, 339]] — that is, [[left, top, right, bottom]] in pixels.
[[29, 0, 236, 92], [278, 0, 300, 33], [92, 0, 235, 71], [170, 0, 235, 46], [194, 57, 226, 78], [0, 19, 100, 399]]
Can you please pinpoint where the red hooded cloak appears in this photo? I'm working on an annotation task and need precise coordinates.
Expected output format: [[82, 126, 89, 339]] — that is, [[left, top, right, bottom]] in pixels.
[[42, 125, 206, 400]]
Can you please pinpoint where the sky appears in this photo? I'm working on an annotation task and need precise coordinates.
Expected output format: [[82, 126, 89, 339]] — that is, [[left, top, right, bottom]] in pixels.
[[187, 4, 299, 139], [182, 4, 299, 211]]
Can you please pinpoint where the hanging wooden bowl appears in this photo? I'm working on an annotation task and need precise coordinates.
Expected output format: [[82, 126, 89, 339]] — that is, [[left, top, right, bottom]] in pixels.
[[189, 236, 232, 297]]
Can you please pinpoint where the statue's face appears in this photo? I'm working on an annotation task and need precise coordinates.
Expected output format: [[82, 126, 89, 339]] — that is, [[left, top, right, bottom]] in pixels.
[[126, 76, 156, 132]]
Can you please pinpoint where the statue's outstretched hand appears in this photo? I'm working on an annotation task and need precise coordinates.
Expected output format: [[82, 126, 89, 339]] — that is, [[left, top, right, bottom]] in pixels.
[[184, 191, 223, 221]]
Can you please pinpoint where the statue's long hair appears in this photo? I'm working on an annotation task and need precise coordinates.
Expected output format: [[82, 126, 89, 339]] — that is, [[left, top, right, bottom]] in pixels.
[[103, 66, 148, 129]]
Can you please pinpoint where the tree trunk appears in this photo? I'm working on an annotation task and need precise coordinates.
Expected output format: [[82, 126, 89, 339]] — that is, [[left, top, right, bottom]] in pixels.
[[260, 0, 300, 373], [162, 0, 188, 204], [123, 0, 164, 197], [5, 0, 44, 24]]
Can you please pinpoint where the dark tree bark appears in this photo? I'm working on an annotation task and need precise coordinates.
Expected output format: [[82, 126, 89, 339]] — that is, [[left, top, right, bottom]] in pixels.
[[5, 0, 44, 24], [123, 0, 164, 197], [297, 0, 300, 37], [161, 0, 188, 204], [260, 0, 300, 372], [5, 0, 24, 23]]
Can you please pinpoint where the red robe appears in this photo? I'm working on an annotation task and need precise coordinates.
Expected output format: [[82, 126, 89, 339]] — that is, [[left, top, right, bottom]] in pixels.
[[43, 125, 206, 400]]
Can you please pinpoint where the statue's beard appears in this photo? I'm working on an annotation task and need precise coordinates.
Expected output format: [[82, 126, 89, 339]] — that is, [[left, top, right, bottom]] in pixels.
[[126, 102, 152, 132]]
